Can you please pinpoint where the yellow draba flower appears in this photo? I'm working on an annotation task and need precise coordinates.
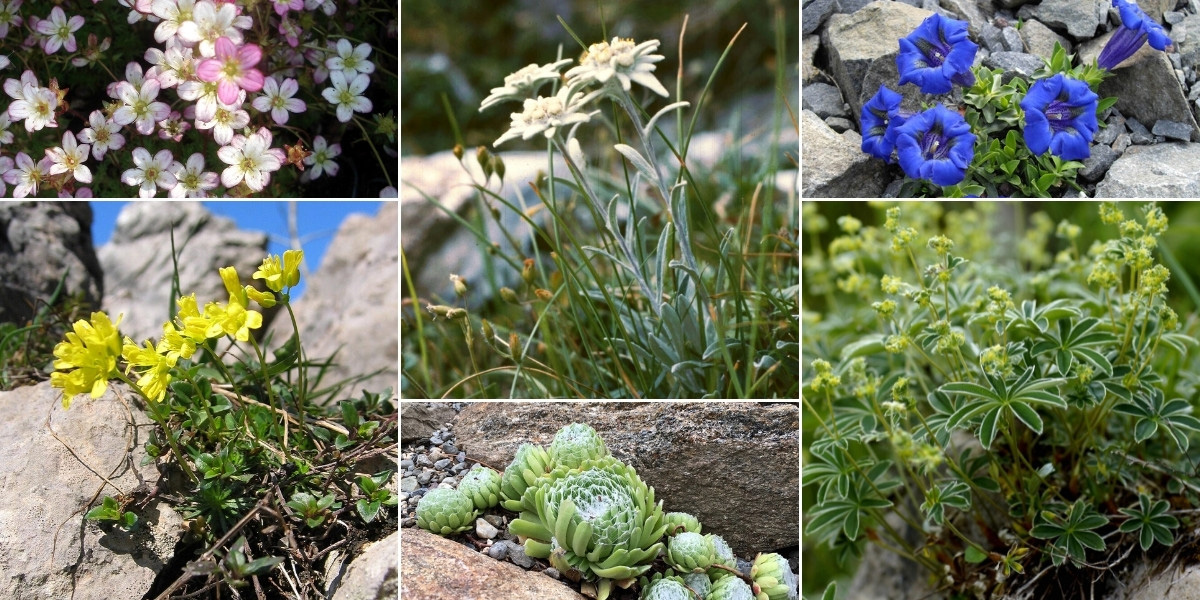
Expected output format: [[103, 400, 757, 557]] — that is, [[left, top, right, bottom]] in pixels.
[[220, 266, 250, 307], [157, 322, 199, 362], [50, 311, 123, 408], [122, 338, 175, 403], [217, 301, 263, 341], [244, 285, 276, 308], [252, 249, 303, 293]]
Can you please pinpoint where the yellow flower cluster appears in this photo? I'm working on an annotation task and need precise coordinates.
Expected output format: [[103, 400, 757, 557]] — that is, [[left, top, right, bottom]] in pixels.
[[51, 251, 304, 408]]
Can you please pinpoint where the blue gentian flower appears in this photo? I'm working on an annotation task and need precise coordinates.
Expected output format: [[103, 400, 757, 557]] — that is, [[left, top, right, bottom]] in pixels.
[[896, 14, 978, 95], [860, 85, 907, 162], [1098, 0, 1172, 70], [895, 104, 975, 186], [1020, 73, 1099, 161]]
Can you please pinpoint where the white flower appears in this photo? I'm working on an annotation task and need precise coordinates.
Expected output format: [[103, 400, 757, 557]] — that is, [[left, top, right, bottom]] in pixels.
[[4, 152, 50, 199], [325, 38, 375, 78], [151, 0, 196, 44], [321, 70, 372, 123], [113, 79, 170, 135], [493, 86, 598, 147], [303, 135, 340, 179], [35, 7, 84, 55], [251, 76, 305, 125], [0, 155, 10, 196], [480, 59, 573, 112], [565, 37, 669, 97], [45, 130, 91, 183], [0, 112, 12, 146], [122, 147, 177, 198], [168, 152, 218, 198], [198, 91, 249, 145], [176, 0, 251, 57], [304, 0, 336, 16], [217, 127, 285, 192], [0, 1, 23, 39], [0, 55, 9, 70], [6, 83, 58, 132], [78, 109, 126, 160]]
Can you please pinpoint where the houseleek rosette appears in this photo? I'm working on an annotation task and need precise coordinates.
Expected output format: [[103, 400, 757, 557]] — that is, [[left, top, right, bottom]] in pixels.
[[415, 488, 477, 536], [666, 531, 716, 573], [663, 511, 703, 536], [509, 457, 667, 600], [683, 573, 712, 598], [750, 552, 798, 600], [458, 465, 502, 511], [639, 578, 694, 600], [549, 422, 610, 469], [709, 575, 756, 600], [706, 533, 738, 580], [500, 442, 552, 511]]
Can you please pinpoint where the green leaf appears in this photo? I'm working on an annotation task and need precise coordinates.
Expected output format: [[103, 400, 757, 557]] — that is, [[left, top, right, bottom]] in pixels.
[[964, 545, 988, 564], [821, 582, 837, 600]]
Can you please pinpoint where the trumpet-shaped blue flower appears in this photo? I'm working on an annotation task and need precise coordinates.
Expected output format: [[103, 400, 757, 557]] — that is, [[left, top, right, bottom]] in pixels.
[[896, 14, 978, 95], [1020, 73, 1099, 161], [1098, 0, 1172, 70], [895, 104, 975, 186], [860, 85, 907, 162]]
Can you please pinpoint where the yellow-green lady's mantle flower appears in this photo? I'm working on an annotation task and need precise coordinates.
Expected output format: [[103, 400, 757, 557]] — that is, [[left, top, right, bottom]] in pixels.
[[253, 249, 303, 293], [122, 338, 175, 403], [51, 311, 123, 407]]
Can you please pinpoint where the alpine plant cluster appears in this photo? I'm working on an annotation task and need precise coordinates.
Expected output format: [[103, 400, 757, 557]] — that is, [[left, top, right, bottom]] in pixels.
[[414, 422, 798, 600]]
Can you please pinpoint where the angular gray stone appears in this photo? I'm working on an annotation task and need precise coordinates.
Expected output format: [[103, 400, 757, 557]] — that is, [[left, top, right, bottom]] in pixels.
[[1095, 143, 1200, 197], [1078, 144, 1118, 182], [400, 403, 456, 445], [1134, 0, 1172, 24], [1019, 19, 1072, 57], [0, 202, 103, 325], [1080, 33, 1200, 142], [803, 0, 839, 35], [994, 0, 1031, 9], [802, 82, 848, 119], [801, 110, 889, 198], [1153, 119, 1194, 141], [1127, 118, 1155, 144], [982, 51, 1046, 82], [825, 116, 855, 132], [331, 531, 397, 600], [1094, 118, 1126, 145], [939, 0, 991, 30], [835, 0, 873, 14], [0, 382, 184, 600], [268, 202, 397, 399], [1173, 15, 1200, 70], [1033, 0, 1104, 39], [822, 1, 933, 121], [98, 202, 269, 344], [803, 35, 821, 84], [1166, 10, 1186, 25]]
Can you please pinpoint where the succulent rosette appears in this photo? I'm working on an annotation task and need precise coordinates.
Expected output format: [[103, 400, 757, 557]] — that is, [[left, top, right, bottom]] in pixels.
[[500, 442, 552, 511], [415, 487, 477, 536], [458, 465, 502, 511], [549, 422, 610, 469], [666, 531, 716, 573], [508, 457, 667, 600], [751, 552, 798, 600], [706, 533, 738, 580], [683, 573, 712, 598], [663, 511, 703, 536], [709, 574, 756, 600], [639, 578, 694, 600]]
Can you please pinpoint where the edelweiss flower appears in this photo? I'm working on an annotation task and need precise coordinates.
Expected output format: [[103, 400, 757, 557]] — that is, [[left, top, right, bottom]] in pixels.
[[494, 86, 598, 147], [480, 59, 573, 112], [566, 37, 669, 97]]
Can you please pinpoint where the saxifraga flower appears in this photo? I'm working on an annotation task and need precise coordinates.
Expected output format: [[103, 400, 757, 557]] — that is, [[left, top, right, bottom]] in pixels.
[[1020, 73, 1098, 161], [896, 13, 978, 94], [860, 84, 908, 162], [1098, 0, 1173, 70], [895, 104, 975, 186]]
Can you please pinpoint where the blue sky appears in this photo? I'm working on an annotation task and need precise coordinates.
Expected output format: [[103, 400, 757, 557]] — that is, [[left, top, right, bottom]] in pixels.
[[91, 201, 384, 298]]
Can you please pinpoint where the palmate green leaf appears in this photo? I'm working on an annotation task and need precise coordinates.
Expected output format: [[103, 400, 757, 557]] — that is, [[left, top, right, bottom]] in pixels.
[[921, 480, 971, 525], [1119, 494, 1179, 551], [1030, 500, 1109, 567], [806, 479, 893, 543], [1114, 389, 1200, 451], [940, 367, 1065, 449]]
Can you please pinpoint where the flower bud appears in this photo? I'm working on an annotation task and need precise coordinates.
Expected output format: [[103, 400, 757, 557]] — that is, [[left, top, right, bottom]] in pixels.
[[453, 144, 464, 160], [500, 287, 520, 304], [535, 289, 552, 301], [482, 318, 495, 341], [490, 154, 506, 181], [508, 332, 522, 363], [450, 274, 468, 298], [477, 146, 493, 178], [522, 258, 535, 285]]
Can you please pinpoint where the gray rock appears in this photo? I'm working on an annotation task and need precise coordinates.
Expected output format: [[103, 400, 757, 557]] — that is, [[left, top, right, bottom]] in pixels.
[[484, 514, 505, 528], [1078, 144, 1119, 182], [401, 403, 456, 445], [401, 476, 419, 492], [433, 458, 451, 469], [802, 82, 848, 118], [1095, 143, 1200, 196], [1002, 26, 1024, 52], [801, 110, 889, 198], [982, 51, 1046, 82], [980, 21, 1009, 53], [825, 116, 855, 132], [1173, 15, 1200, 70], [1153, 119, 1195, 141], [1033, 0, 1104, 39], [507, 541, 534, 568], [822, 1, 933, 121], [400, 458, 414, 469], [803, 35, 822, 85], [1095, 118, 1126, 145], [1166, 10, 1186, 25], [98, 202, 269, 344], [0, 382, 184, 600], [1127, 118, 1156, 144], [939, 0, 991, 30], [883, 178, 904, 198], [415, 454, 433, 468], [835, 0, 874, 14], [1112, 132, 1133, 154], [417, 470, 433, 485], [1080, 32, 1200, 141], [487, 540, 510, 560], [442, 442, 458, 454], [994, 0, 1031, 9], [331, 531, 397, 600], [1134, 0, 1172, 24], [265, 202, 397, 399], [0, 203, 102, 326], [543, 568, 561, 580], [430, 435, 443, 445], [803, 0, 839, 35]]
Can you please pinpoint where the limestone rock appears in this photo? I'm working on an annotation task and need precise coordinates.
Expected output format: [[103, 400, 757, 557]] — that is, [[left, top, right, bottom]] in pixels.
[[802, 82, 848, 119], [400, 528, 587, 600], [330, 531, 398, 600], [1032, 0, 1105, 39], [1095, 143, 1200, 197], [1078, 143, 1118, 182], [1018, 18, 1072, 57], [982, 51, 1046, 82], [1134, 0, 1172, 25], [0, 381, 184, 600], [0, 202, 103, 325], [822, 1, 932, 121], [1172, 14, 1200, 70], [452, 402, 799, 556], [267, 202, 398, 400], [401, 403, 457, 445], [98, 202, 269, 344], [803, 0, 840, 36], [801, 110, 889, 198], [1080, 32, 1200, 142]]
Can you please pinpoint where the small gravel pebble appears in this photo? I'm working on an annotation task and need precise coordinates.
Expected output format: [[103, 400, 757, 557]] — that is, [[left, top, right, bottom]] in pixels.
[[457, 452, 467, 463], [442, 442, 458, 454], [484, 514, 505, 528], [543, 568, 560, 580], [417, 470, 433, 485], [508, 543, 534, 568], [434, 458, 452, 469], [416, 455, 433, 468], [488, 540, 510, 560], [476, 518, 499, 539], [401, 477, 419, 493], [401, 518, 417, 528], [451, 463, 467, 474], [400, 459, 413, 470], [430, 435, 444, 445]]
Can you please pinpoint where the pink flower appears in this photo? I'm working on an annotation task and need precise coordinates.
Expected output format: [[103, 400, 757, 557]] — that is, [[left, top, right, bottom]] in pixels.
[[0, 1, 25, 40], [217, 127, 284, 192], [122, 147, 177, 198], [196, 36, 264, 105], [78, 109, 126, 160], [113, 79, 170, 135], [45, 130, 91, 183], [35, 6, 84, 54], [270, 0, 301, 16], [251, 76, 305, 125]]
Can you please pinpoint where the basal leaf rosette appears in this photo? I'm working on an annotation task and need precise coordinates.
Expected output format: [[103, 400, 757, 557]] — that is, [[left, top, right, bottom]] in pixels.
[[500, 442, 552, 511], [458, 465, 502, 511], [750, 552, 798, 600], [509, 457, 667, 600], [666, 531, 716, 573], [706, 533, 738, 580], [663, 511, 703, 536], [549, 422, 610, 469], [709, 575, 756, 600], [415, 488, 477, 536], [639, 578, 694, 600], [683, 573, 713, 598]]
